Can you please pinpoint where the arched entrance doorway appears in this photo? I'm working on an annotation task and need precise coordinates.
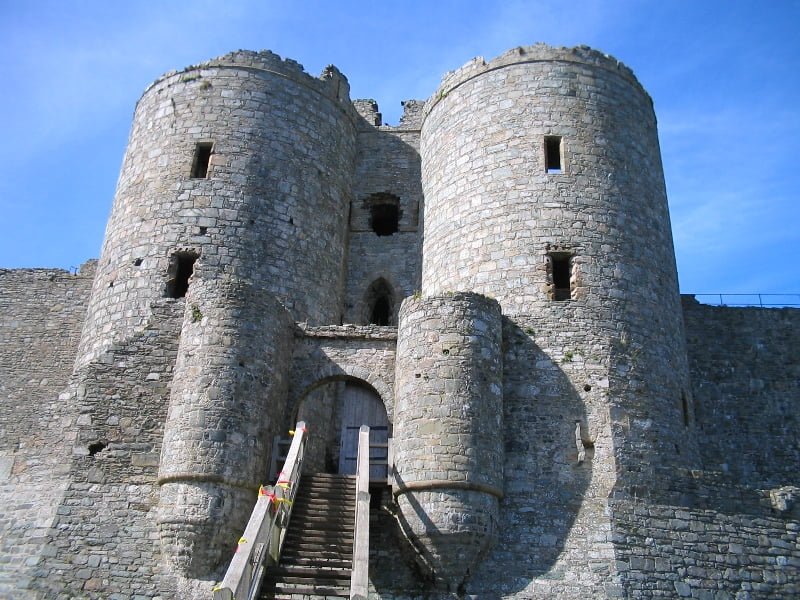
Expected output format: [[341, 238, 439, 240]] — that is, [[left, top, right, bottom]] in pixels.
[[294, 379, 390, 481]]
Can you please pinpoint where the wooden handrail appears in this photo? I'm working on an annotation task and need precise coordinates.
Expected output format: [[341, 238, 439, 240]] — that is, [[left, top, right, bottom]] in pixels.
[[212, 421, 308, 600], [350, 425, 370, 600]]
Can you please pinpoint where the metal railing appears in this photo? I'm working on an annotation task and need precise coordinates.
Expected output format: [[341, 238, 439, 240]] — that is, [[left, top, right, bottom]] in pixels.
[[350, 425, 371, 600], [212, 421, 308, 600], [688, 293, 800, 308]]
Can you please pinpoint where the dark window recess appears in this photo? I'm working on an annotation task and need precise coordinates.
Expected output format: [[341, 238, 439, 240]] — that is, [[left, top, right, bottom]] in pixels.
[[371, 296, 391, 326], [166, 252, 198, 299], [371, 203, 399, 236], [88, 441, 107, 456], [545, 136, 562, 173], [551, 254, 572, 300], [191, 142, 213, 178]]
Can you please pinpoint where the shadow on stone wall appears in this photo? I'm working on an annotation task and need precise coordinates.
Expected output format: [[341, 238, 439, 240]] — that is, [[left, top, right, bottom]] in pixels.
[[466, 318, 595, 598]]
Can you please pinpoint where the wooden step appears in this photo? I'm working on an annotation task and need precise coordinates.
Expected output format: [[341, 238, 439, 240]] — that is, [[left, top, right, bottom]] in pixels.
[[279, 556, 351, 569], [261, 583, 350, 599], [269, 566, 351, 581], [259, 473, 356, 599]]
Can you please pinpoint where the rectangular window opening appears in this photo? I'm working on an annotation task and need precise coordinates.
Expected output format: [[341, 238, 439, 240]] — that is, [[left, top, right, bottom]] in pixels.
[[166, 252, 198, 299], [191, 142, 213, 178], [544, 136, 562, 174], [551, 254, 572, 301]]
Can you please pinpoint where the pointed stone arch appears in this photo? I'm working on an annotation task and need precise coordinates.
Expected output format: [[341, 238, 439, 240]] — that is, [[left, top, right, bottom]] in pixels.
[[363, 277, 398, 326]]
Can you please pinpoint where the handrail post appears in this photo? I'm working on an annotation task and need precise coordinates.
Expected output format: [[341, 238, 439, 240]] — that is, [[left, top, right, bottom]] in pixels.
[[350, 425, 370, 599]]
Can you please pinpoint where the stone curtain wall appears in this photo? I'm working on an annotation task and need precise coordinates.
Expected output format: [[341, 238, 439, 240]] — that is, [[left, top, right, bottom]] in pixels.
[[31, 300, 183, 598], [0, 264, 94, 595], [612, 497, 799, 598], [683, 298, 800, 489], [609, 302, 800, 599]]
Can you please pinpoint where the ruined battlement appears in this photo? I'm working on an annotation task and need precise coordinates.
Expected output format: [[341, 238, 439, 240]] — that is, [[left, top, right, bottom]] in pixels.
[[423, 43, 650, 122], [143, 49, 354, 115]]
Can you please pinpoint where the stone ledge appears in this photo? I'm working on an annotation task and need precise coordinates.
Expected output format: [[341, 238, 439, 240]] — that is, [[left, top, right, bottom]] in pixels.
[[296, 323, 398, 341]]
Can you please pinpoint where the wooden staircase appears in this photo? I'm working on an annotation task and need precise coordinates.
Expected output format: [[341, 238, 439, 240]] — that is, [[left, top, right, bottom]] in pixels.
[[259, 473, 356, 599]]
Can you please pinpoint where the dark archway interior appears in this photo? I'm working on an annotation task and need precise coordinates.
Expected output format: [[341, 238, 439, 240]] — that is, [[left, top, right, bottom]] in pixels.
[[364, 278, 396, 326]]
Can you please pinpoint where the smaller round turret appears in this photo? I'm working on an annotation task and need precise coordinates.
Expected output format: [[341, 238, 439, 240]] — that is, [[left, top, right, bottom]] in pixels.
[[157, 276, 294, 576], [393, 292, 503, 590]]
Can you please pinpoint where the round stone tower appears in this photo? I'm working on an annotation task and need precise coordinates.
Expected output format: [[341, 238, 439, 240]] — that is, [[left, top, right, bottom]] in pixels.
[[74, 50, 357, 369], [69, 51, 358, 580], [157, 277, 294, 576], [394, 44, 698, 591], [394, 292, 503, 591]]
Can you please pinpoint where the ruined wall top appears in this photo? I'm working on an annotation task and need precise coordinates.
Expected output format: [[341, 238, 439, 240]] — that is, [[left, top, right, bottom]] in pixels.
[[422, 43, 651, 122], [140, 49, 353, 113]]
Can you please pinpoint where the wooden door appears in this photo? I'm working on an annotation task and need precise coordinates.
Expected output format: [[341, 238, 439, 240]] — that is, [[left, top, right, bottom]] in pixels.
[[338, 383, 390, 480]]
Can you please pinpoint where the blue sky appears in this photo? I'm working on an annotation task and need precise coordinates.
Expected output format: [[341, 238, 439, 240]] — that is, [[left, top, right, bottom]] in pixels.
[[1, 0, 798, 300]]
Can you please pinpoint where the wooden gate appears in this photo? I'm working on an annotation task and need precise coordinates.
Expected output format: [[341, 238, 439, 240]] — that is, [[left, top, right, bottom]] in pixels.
[[338, 383, 390, 481]]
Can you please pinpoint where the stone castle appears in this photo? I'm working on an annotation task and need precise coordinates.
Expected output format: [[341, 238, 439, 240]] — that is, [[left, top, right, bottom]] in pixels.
[[0, 43, 798, 599]]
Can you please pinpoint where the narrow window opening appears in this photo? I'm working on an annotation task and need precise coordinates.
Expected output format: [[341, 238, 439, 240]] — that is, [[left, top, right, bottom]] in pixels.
[[371, 203, 399, 236], [681, 393, 690, 427], [551, 254, 572, 301], [370, 296, 391, 326], [544, 136, 562, 174], [191, 142, 213, 178], [166, 252, 198, 299]]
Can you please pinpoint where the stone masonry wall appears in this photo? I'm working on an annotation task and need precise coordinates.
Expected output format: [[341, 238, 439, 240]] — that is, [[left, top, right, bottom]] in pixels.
[[0, 263, 94, 595], [607, 303, 800, 599], [30, 299, 183, 599], [682, 299, 800, 489], [612, 495, 799, 598], [344, 103, 424, 325]]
